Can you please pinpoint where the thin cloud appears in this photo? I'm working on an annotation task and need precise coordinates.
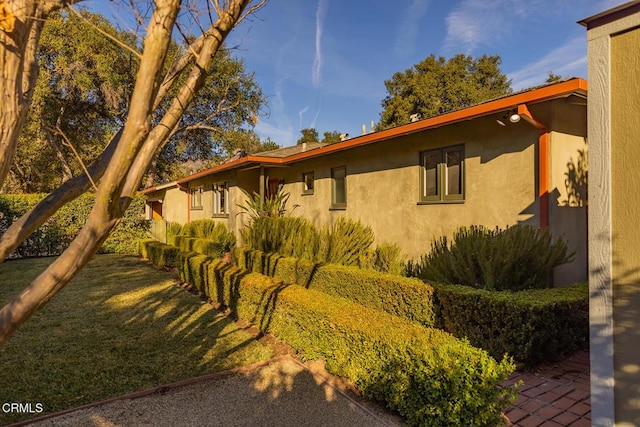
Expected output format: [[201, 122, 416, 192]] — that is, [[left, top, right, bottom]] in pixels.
[[298, 106, 309, 129], [395, 0, 431, 58], [508, 36, 586, 90], [444, 0, 535, 54], [312, 0, 328, 88]]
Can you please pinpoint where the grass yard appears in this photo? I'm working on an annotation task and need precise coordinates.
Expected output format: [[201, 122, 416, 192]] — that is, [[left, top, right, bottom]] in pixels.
[[0, 254, 274, 425]]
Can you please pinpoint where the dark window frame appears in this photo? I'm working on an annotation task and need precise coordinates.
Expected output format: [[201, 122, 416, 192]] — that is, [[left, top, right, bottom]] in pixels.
[[331, 166, 347, 209], [419, 145, 465, 204], [302, 171, 315, 195]]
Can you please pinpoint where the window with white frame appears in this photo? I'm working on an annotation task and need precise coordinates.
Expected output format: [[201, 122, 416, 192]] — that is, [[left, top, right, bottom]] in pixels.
[[420, 145, 464, 203], [190, 186, 203, 209], [212, 182, 229, 216]]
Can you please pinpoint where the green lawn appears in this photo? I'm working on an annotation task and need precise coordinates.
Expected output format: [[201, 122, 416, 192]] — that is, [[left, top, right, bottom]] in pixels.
[[0, 254, 274, 424]]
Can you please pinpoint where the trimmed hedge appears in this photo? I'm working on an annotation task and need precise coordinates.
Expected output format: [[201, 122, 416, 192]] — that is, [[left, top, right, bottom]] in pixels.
[[139, 239, 180, 268], [0, 193, 149, 257], [172, 249, 517, 427], [236, 247, 589, 368], [174, 236, 228, 258], [434, 282, 589, 367], [235, 247, 436, 327]]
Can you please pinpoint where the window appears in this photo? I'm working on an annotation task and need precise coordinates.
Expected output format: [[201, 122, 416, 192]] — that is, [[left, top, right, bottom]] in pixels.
[[302, 171, 314, 195], [190, 186, 203, 209], [420, 145, 464, 203], [331, 166, 347, 209], [213, 182, 229, 216]]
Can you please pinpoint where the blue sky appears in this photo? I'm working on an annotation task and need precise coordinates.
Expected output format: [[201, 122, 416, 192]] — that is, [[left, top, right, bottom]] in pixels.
[[88, 0, 626, 147]]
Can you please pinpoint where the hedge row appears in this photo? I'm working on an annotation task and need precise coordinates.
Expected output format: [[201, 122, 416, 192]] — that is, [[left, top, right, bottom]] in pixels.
[[0, 193, 149, 257], [139, 239, 180, 268], [140, 241, 516, 426], [174, 236, 229, 258], [234, 247, 589, 368], [234, 247, 436, 328], [434, 282, 589, 367]]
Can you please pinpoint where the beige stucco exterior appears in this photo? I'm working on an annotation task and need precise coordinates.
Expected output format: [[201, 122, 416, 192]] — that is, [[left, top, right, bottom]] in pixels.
[[143, 92, 588, 286]]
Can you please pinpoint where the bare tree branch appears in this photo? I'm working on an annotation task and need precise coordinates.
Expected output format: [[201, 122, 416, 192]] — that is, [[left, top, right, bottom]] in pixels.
[[0, 0, 182, 346], [68, 5, 142, 59]]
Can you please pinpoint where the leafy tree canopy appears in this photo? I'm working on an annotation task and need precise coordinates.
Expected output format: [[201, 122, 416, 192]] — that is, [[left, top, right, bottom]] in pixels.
[[5, 9, 270, 192], [5, 10, 135, 193], [378, 54, 512, 129], [296, 128, 342, 145], [545, 71, 563, 83]]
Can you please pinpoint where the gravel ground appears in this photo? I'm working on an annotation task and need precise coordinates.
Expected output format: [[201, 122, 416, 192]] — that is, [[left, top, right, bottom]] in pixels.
[[17, 356, 402, 427]]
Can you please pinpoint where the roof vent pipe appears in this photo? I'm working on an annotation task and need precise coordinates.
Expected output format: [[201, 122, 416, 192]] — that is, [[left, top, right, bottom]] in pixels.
[[302, 142, 307, 152]]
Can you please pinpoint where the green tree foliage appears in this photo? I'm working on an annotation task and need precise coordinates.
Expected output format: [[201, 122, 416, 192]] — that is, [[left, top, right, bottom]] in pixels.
[[378, 54, 512, 129], [296, 128, 342, 145], [321, 130, 342, 144], [296, 128, 319, 145], [5, 9, 269, 192], [6, 10, 136, 193], [545, 71, 563, 83]]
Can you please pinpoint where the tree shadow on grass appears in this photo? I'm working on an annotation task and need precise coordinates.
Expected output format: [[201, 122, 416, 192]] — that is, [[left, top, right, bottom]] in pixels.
[[0, 254, 273, 425]]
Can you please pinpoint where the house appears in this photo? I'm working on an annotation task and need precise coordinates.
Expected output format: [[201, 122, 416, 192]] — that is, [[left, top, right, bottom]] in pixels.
[[580, 1, 640, 425], [141, 78, 588, 285]]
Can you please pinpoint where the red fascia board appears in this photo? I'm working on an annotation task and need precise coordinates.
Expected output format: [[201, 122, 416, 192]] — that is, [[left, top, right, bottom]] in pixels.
[[284, 79, 587, 164], [176, 156, 284, 184], [164, 78, 587, 185], [138, 186, 158, 194]]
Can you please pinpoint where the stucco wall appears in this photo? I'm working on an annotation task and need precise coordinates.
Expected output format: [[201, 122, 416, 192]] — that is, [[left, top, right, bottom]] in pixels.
[[267, 114, 541, 261], [611, 24, 640, 426], [547, 98, 589, 285]]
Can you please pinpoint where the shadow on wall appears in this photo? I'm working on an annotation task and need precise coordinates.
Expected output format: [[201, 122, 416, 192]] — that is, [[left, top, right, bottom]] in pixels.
[[590, 231, 640, 427], [561, 144, 588, 208]]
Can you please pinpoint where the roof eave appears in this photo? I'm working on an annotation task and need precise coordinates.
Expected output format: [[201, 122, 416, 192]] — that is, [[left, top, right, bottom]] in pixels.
[[283, 78, 588, 164]]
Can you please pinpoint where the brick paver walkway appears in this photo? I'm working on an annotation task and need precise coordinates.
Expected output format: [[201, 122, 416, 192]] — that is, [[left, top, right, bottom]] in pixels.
[[502, 349, 590, 427]]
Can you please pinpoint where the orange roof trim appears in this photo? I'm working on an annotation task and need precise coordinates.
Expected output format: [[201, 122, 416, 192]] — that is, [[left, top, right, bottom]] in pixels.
[[163, 78, 587, 186]]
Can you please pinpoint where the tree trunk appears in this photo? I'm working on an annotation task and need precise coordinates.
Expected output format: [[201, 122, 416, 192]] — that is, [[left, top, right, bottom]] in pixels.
[[0, 0, 260, 348]]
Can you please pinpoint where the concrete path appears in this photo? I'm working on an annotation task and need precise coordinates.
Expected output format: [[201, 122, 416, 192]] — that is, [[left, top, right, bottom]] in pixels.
[[12, 349, 591, 427], [15, 356, 401, 427]]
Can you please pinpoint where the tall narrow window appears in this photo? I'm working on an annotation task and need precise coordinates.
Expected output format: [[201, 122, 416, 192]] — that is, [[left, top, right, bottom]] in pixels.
[[444, 147, 464, 200], [420, 145, 464, 203], [190, 187, 203, 209], [331, 166, 347, 209], [302, 171, 314, 195], [213, 182, 229, 216]]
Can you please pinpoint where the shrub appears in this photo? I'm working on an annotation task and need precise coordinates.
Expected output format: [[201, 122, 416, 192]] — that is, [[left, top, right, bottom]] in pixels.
[[166, 222, 184, 245], [169, 252, 516, 426], [240, 216, 319, 261], [138, 239, 180, 268], [235, 247, 436, 328], [434, 282, 589, 367], [0, 193, 149, 257], [369, 242, 405, 275], [174, 236, 228, 258], [317, 217, 374, 267], [413, 224, 574, 291], [180, 219, 235, 250]]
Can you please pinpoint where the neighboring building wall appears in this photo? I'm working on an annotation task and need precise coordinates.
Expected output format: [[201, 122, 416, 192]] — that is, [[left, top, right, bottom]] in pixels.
[[585, 4, 640, 426]]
